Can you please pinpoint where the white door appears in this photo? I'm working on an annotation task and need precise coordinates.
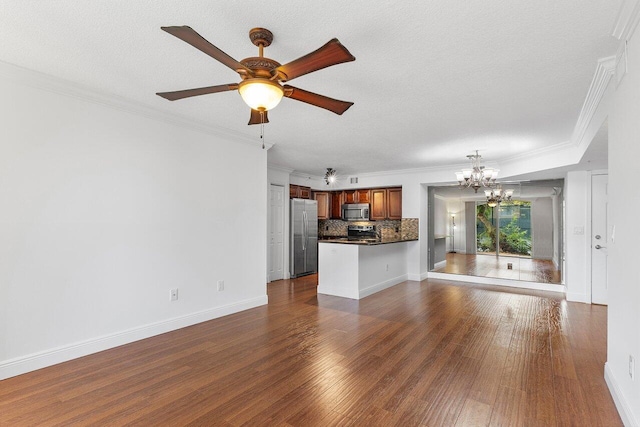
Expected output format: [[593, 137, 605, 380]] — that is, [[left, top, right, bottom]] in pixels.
[[591, 174, 608, 305], [268, 185, 285, 282]]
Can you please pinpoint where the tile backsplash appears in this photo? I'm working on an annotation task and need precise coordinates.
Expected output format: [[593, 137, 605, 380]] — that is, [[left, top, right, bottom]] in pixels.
[[318, 218, 418, 240]]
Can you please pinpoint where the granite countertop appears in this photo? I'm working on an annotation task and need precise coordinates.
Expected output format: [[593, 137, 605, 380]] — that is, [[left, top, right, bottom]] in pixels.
[[319, 237, 418, 245]]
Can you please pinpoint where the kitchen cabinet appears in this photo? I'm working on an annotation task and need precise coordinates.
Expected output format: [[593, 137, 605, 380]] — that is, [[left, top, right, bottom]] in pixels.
[[313, 191, 330, 219], [387, 187, 402, 219], [343, 189, 370, 204], [290, 185, 311, 199], [330, 191, 343, 219], [343, 190, 357, 204], [309, 186, 401, 220], [370, 187, 402, 220], [370, 189, 387, 220], [299, 186, 311, 199], [356, 189, 370, 203]]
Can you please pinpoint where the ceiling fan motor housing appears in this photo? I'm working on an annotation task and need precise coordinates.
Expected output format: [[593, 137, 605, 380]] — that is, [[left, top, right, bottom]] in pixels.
[[239, 57, 281, 78]]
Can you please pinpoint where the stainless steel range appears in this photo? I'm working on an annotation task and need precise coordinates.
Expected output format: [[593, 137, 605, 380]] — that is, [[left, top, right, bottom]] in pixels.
[[347, 225, 377, 241]]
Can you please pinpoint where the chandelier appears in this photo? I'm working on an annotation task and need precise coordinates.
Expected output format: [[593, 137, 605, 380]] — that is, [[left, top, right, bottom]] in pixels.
[[484, 185, 514, 207], [324, 168, 337, 185], [455, 150, 498, 193]]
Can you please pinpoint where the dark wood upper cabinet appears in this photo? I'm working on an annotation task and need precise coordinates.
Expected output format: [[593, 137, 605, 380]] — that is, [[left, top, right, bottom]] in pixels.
[[387, 187, 402, 219], [356, 189, 370, 203], [290, 185, 311, 199], [299, 186, 311, 199], [342, 189, 369, 204], [308, 186, 401, 220], [330, 191, 343, 219], [313, 191, 330, 220], [370, 189, 387, 220], [343, 190, 357, 204]]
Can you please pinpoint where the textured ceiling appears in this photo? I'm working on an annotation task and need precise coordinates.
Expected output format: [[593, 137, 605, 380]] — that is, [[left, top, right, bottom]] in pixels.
[[0, 1, 621, 177]]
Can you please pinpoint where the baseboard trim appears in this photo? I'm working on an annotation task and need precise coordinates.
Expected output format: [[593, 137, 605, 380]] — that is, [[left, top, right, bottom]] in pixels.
[[359, 274, 408, 299], [0, 295, 268, 380], [407, 271, 429, 282], [426, 272, 566, 293], [317, 286, 359, 300], [605, 362, 639, 426], [566, 292, 592, 304], [434, 260, 447, 269]]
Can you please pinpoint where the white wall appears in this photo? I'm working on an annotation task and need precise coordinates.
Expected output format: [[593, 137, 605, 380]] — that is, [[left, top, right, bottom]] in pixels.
[[564, 171, 590, 303], [0, 66, 268, 379], [606, 16, 640, 424]]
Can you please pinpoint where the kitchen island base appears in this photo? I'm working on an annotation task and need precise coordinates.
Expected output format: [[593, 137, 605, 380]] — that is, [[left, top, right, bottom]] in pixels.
[[318, 241, 410, 299]]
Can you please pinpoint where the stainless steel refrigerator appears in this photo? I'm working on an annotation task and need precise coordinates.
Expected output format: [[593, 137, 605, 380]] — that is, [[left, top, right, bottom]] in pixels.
[[290, 198, 318, 278]]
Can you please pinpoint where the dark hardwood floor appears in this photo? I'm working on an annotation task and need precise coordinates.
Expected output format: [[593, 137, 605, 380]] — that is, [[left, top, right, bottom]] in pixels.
[[433, 253, 562, 284], [0, 275, 620, 426]]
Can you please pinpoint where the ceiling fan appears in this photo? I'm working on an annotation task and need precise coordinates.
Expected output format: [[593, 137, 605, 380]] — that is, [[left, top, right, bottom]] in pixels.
[[156, 26, 356, 125]]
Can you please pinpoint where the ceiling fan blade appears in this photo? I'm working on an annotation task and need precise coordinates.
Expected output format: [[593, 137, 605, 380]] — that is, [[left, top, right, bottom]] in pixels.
[[161, 26, 250, 74], [156, 84, 238, 101], [283, 85, 354, 115], [275, 39, 355, 82], [248, 109, 269, 125]]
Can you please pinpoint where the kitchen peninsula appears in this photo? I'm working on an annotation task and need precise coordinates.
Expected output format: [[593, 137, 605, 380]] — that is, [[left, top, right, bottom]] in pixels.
[[318, 236, 417, 300]]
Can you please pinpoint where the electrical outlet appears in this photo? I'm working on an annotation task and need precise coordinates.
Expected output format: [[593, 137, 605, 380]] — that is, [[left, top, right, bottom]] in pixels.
[[217, 280, 224, 291], [630, 355, 635, 380], [170, 288, 178, 301]]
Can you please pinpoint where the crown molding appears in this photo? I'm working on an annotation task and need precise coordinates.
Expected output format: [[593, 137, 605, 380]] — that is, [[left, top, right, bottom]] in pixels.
[[349, 162, 470, 179], [267, 164, 294, 173], [570, 56, 616, 150], [290, 170, 323, 180], [496, 140, 575, 164], [0, 60, 272, 150], [612, 0, 640, 41]]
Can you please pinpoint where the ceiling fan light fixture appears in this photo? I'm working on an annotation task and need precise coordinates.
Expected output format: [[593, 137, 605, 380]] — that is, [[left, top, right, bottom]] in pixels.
[[238, 78, 284, 111]]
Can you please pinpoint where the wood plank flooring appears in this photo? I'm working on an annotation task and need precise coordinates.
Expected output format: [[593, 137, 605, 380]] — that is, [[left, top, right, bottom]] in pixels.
[[434, 253, 562, 284], [0, 275, 620, 426]]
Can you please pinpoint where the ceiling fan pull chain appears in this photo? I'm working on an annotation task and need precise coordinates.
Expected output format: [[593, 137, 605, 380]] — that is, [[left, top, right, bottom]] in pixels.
[[260, 110, 265, 149]]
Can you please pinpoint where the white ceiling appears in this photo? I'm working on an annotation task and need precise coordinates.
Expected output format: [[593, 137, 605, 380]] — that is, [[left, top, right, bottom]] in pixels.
[[0, 1, 621, 177]]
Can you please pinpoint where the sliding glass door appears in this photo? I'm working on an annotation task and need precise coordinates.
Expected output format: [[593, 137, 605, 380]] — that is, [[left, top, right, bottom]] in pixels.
[[476, 201, 531, 258]]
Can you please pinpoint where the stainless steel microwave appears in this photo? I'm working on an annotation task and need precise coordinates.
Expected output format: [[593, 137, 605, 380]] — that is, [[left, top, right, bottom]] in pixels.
[[341, 203, 370, 221]]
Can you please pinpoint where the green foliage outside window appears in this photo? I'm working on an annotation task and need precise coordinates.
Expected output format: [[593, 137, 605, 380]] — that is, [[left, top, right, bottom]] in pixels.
[[477, 202, 532, 256]]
